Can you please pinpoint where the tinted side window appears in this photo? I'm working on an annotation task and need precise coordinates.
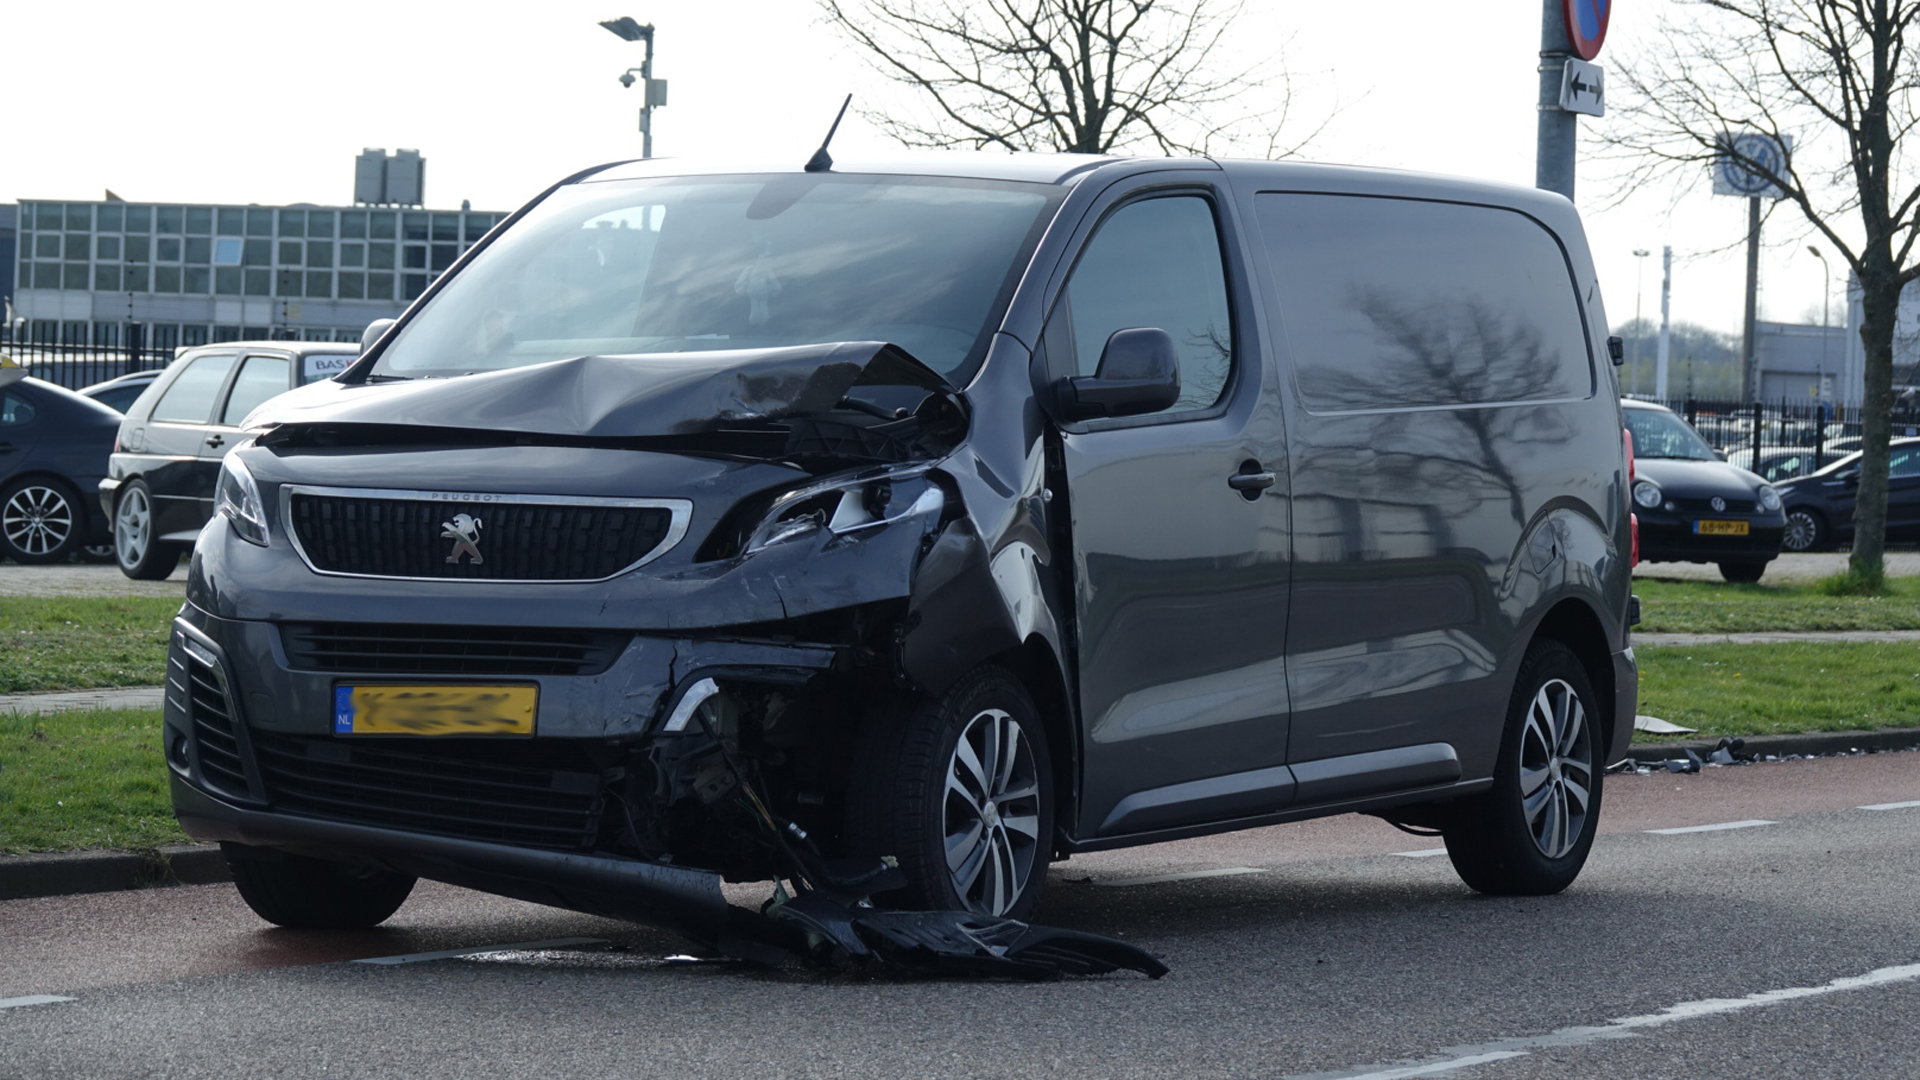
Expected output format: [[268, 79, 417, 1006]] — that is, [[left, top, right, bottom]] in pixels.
[[150, 354, 237, 423], [220, 355, 292, 425], [89, 385, 146, 413], [1891, 445, 1920, 478], [1256, 194, 1593, 413], [0, 391, 35, 425], [1054, 195, 1233, 414]]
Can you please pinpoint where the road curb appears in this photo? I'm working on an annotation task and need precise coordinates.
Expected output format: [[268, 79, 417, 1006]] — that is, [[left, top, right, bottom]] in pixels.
[[0, 843, 228, 902], [1625, 727, 1920, 763]]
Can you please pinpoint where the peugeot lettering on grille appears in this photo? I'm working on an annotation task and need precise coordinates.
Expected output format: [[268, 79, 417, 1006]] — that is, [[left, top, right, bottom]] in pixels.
[[441, 514, 484, 565]]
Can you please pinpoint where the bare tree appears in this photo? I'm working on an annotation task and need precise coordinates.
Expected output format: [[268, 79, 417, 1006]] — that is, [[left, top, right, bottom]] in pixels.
[[1609, 0, 1920, 586], [818, 0, 1313, 157]]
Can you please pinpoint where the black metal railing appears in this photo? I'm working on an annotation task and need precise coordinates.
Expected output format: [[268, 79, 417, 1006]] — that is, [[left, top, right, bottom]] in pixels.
[[1634, 395, 1920, 482], [1, 320, 177, 390]]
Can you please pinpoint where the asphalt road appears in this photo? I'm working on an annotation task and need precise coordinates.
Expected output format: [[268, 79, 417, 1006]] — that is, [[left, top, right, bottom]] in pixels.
[[4, 752, 1917, 1079]]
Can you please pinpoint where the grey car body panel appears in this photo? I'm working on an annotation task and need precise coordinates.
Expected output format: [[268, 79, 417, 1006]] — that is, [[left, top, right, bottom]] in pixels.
[[170, 154, 1635, 930]]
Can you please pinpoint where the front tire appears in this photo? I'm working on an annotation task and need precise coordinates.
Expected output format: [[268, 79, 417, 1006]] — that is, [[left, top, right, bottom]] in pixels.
[[223, 843, 416, 928], [114, 480, 182, 580], [1718, 559, 1769, 584], [0, 478, 83, 564], [845, 666, 1054, 920], [1444, 640, 1602, 896], [1781, 508, 1828, 553]]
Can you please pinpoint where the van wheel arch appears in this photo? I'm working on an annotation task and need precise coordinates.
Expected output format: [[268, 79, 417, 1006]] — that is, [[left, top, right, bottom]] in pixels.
[[1527, 598, 1616, 762], [981, 637, 1078, 852]]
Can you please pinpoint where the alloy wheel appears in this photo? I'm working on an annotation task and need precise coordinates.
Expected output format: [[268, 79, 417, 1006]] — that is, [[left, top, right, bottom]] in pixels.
[[943, 707, 1043, 916], [115, 486, 153, 567], [3, 484, 75, 557], [1518, 677, 1592, 859], [1783, 510, 1820, 552]]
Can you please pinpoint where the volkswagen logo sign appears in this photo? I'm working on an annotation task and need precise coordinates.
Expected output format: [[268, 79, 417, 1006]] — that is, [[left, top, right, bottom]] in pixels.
[[1710, 497, 1726, 512]]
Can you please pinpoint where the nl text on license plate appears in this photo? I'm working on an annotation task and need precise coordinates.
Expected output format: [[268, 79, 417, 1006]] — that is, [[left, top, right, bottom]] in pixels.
[[334, 684, 537, 736], [1693, 519, 1750, 536]]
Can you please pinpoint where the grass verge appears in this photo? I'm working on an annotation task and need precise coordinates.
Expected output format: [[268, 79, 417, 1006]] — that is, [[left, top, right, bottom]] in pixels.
[[1637, 641, 1920, 738], [0, 707, 185, 854], [0, 596, 179, 693], [1632, 576, 1920, 633]]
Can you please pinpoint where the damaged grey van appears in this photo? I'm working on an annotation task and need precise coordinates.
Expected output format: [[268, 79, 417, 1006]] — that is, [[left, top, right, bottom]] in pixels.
[[169, 153, 1636, 970]]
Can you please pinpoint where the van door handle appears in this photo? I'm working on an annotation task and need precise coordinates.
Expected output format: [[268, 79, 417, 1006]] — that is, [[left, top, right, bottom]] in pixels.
[[1228, 468, 1277, 492], [204, 435, 224, 448]]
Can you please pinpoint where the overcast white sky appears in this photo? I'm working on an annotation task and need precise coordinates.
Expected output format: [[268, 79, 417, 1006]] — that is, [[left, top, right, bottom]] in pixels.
[[0, 1, 1854, 342]]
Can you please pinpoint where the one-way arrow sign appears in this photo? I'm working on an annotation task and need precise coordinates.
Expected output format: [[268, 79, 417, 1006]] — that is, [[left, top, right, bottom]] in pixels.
[[1559, 58, 1604, 116]]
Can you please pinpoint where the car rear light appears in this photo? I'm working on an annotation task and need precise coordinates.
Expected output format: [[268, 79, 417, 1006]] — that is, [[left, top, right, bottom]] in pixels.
[[1631, 512, 1640, 567], [112, 434, 121, 454], [1625, 427, 1639, 566], [1624, 427, 1635, 484]]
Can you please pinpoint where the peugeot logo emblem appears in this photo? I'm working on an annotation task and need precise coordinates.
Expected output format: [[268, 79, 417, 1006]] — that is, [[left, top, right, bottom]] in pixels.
[[1710, 497, 1726, 512], [441, 513, 484, 565]]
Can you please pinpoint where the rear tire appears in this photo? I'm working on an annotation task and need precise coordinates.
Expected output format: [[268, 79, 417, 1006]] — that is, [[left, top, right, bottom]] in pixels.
[[1444, 640, 1602, 896], [1718, 560, 1768, 584], [0, 477, 84, 564], [114, 480, 183, 580], [844, 666, 1054, 921], [223, 843, 416, 928]]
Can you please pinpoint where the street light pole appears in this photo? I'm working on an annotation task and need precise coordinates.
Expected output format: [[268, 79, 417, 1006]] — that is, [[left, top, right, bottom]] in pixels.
[[1633, 248, 1650, 394], [1809, 245, 1831, 402], [601, 17, 665, 159]]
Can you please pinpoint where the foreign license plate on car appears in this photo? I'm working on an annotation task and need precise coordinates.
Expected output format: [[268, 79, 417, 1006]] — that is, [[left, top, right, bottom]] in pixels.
[[333, 684, 537, 736], [1693, 519, 1750, 536]]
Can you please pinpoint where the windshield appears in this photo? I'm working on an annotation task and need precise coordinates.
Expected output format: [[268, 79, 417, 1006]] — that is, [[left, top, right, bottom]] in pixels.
[[372, 173, 1057, 381], [1624, 406, 1717, 461]]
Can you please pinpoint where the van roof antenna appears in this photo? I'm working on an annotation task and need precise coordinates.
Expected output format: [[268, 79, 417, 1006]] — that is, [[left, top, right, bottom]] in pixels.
[[804, 95, 853, 173]]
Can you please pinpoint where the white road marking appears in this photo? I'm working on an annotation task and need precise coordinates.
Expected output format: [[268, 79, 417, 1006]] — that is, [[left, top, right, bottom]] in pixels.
[[1286, 962, 1920, 1080], [0, 995, 75, 1010], [1096, 866, 1269, 887], [1645, 819, 1776, 835], [1858, 800, 1920, 811], [1391, 848, 1450, 858], [354, 937, 607, 966]]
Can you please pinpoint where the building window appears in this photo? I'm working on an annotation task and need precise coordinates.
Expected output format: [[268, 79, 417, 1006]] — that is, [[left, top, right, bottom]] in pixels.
[[403, 246, 427, 270], [65, 205, 91, 230], [216, 208, 244, 236], [151, 324, 180, 351], [33, 265, 59, 288], [97, 236, 122, 261], [368, 243, 395, 270], [65, 234, 89, 259], [278, 240, 303, 266], [33, 235, 58, 258], [278, 209, 306, 236], [157, 207, 184, 233], [338, 271, 365, 299], [307, 240, 333, 267], [156, 237, 182, 261], [61, 320, 88, 344], [124, 266, 150, 291], [212, 326, 242, 343], [305, 271, 333, 298], [215, 267, 243, 295], [342, 210, 367, 239], [214, 238, 243, 266], [93, 323, 119, 347], [34, 205, 62, 229], [368, 272, 395, 300], [403, 213, 429, 241], [340, 242, 365, 268], [64, 264, 89, 290], [181, 325, 210, 347], [430, 243, 457, 271], [154, 266, 181, 293], [186, 207, 213, 235], [184, 267, 211, 293], [464, 213, 493, 242], [245, 269, 272, 296], [243, 238, 271, 266], [98, 205, 124, 231], [431, 214, 459, 242], [125, 206, 151, 233], [246, 208, 273, 237], [185, 237, 212, 264], [125, 236, 150, 263], [403, 273, 428, 300], [308, 212, 335, 239], [276, 269, 300, 295], [94, 266, 122, 290]]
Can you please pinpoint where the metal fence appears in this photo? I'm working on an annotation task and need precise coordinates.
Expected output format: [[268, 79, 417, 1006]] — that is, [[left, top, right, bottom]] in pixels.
[[1639, 395, 1920, 480], [0, 321, 182, 391]]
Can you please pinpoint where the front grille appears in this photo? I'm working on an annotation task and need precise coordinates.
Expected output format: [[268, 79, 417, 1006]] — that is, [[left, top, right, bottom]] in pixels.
[[281, 622, 628, 676], [177, 644, 250, 799], [1673, 496, 1758, 514], [252, 733, 607, 850], [287, 490, 681, 581]]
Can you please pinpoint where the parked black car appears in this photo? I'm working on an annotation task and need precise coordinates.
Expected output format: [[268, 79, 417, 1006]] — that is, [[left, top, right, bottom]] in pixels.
[[101, 342, 357, 579], [0, 369, 120, 563], [1773, 438, 1920, 551], [166, 155, 1638, 970], [1726, 446, 1850, 483], [79, 370, 166, 414], [1623, 399, 1786, 582]]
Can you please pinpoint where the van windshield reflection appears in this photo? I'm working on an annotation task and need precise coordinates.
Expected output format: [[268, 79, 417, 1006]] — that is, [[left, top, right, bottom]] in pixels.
[[372, 174, 1055, 381]]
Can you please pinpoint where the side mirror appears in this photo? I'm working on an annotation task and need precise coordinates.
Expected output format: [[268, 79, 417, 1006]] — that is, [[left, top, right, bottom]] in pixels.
[[1056, 327, 1181, 421], [360, 318, 397, 355]]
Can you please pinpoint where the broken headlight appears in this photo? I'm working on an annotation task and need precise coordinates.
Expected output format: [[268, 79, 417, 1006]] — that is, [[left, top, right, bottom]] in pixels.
[[216, 453, 270, 547], [743, 464, 943, 555]]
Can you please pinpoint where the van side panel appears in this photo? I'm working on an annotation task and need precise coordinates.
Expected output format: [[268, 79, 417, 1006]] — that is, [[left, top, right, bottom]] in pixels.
[[1241, 187, 1624, 780]]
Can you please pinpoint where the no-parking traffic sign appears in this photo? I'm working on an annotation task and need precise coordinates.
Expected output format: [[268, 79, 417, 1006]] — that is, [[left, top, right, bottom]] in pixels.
[[1564, 0, 1611, 61]]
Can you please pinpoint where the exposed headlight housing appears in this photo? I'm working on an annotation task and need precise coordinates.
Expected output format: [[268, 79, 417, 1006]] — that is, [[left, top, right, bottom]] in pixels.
[[742, 464, 943, 555], [1632, 479, 1663, 509], [1758, 485, 1782, 511], [216, 454, 270, 546]]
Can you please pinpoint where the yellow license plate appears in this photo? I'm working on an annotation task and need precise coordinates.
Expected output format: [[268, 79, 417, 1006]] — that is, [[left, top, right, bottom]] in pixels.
[[1694, 519, 1750, 536], [333, 684, 537, 736]]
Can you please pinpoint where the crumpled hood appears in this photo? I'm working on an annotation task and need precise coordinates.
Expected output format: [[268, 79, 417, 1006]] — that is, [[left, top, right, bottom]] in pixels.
[[250, 341, 956, 438]]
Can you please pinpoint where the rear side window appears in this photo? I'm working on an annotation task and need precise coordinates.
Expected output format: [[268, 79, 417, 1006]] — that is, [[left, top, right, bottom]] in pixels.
[[150, 353, 237, 423], [1051, 195, 1234, 415], [220, 355, 292, 425], [1892, 445, 1920, 479], [0, 391, 35, 425], [1256, 194, 1593, 413]]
